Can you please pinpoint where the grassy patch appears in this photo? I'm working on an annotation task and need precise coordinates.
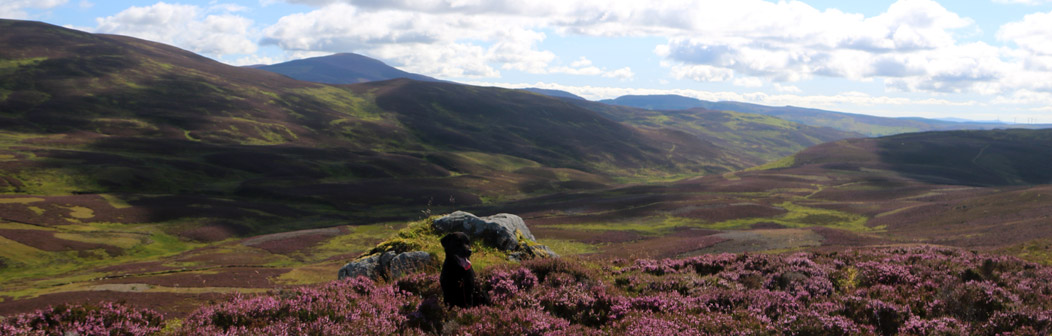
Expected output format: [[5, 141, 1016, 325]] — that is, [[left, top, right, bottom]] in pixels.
[[98, 194, 132, 209], [0, 223, 208, 299], [52, 231, 143, 249], [697, 201, 875, 232], [272, 263, 342, 285], [0, 236, 51, 269], [0, 197, 44, 204], [289, 86, 385, 121], [0, 57, 47, 75], [311, 223, 404, 261], [746, 155, 796, 171], [544, 216, 700, 236], [454, 152, 541, 172], [535, 238, 599, 256], [64, 206, 94, 219], [13, 168, 101, 195], [997, 239, 1052, 265]]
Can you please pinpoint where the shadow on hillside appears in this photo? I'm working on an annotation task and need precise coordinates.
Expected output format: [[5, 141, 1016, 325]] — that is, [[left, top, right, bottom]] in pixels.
[[875, 129, 1052, 186], [11, 136, 483, 234]]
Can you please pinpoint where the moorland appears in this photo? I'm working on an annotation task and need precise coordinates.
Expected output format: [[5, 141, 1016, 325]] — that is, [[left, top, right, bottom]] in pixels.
[[1, 18, 1051, 335]]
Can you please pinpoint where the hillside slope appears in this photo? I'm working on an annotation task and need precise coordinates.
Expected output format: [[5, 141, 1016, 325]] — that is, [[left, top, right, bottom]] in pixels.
[[789, 128, 1052, 186], [0, 19, 753, 233], [253, 52, 439, 84], [572, 101, 861, 163]]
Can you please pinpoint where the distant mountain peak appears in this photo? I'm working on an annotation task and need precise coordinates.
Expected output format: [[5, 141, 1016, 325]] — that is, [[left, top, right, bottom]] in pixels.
[[254, 52, 439, 85]]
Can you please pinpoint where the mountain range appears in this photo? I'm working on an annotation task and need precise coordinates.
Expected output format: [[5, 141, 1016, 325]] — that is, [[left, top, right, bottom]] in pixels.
[[253, 53, 1052, 138], [600, 94, 1052, 136]]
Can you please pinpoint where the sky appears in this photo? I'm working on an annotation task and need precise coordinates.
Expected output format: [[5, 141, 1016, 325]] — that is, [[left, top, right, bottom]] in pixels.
[[4, 0, 1052, 123]]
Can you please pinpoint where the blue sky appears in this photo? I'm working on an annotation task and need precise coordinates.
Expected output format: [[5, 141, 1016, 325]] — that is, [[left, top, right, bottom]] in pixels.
[[4, 0, 1052, 123]]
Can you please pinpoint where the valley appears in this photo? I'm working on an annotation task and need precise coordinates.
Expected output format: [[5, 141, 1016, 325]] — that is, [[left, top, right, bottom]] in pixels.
[[0, 18, 1051, 328]]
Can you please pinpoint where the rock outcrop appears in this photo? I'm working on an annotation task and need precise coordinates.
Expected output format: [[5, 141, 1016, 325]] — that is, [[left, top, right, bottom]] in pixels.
[[337, 251, 436, 281], [338, 211, 557, 281], [433, 211, 558, 258]]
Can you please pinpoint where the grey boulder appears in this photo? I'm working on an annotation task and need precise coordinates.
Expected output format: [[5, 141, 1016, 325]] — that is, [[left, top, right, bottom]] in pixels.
[[433, 211, 557, 258], [338, 251, 436, 281]]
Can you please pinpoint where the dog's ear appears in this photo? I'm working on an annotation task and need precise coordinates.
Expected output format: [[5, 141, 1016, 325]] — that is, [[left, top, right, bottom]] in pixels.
[[440, 233, 453, 249]]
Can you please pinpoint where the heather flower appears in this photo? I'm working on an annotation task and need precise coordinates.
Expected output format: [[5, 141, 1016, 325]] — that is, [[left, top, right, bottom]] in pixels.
[[11, 245, 1049, 335], [0, 302, 164, 336], [176, 276, 421, 335], [451, 306, 574, 336], [936, 280, 1020, 322], [976, 309, 1052, 336], [900, 316, 968, 336], [607, 313, 700, 336], [484, 267, 539, 304]]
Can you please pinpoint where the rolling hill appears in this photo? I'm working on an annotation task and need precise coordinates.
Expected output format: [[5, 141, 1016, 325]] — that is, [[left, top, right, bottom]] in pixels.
[[252, 52, 439, 84], [600, 94, 1052, 136], [572, 102, 861, 163], [788, 128, 1052, 186], [2, 18, 804, 243]]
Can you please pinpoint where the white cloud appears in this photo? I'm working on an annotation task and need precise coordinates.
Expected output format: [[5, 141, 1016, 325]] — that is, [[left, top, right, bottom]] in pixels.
[[993, 0, 1051, 4], [261, 3, 658, 79], [372, 43, 500, 78], [999, 11, 1052, 55], [659, 0, 976, 88], [488, 28, 556, 74], [94, 2, 257, 57], [252, 0, 1050, 100], [209, 3, 250, 13], [227, 54, 283, 66], [774, 84, 802, 93], [667, 64, 734, 82], [266, 0, 990, 94], [0, 0, 67, 19], [602, 67, 635, 80], [260, 3, 504, 77], [733, 77, 764, 88]]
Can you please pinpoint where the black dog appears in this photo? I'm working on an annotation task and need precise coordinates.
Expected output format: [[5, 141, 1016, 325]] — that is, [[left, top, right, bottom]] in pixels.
[[440, 232, 480, 308]]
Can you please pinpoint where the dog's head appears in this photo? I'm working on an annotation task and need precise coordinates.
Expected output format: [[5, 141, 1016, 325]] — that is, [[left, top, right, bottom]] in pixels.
[[440, 232, 473, 270]]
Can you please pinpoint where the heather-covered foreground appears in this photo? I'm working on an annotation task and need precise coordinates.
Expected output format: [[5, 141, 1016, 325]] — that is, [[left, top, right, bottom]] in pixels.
[[4, 246, 1052, 335]]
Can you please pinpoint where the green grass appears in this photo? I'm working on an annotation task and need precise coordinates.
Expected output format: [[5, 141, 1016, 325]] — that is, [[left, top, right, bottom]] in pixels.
[[544, 216, 700, 236], [0, 57, 47, 75], [0, 221, 209, 299], [698, 201, 876, 232], [453, 152, 541, 172], [997, 239, 1052, 265], [535, 238, 599, 255], [304, 222, 405, 262], [13, 168, 101, 195], [289, 86, 386, 121], [746, 155, 796, 171]]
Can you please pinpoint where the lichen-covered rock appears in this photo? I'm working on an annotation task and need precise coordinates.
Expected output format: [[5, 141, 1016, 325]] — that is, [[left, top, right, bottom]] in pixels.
[[434, 211, 558, 260], [337, 254, 381, 280], [433, 211, 534, 250], [338, 251, 436, 281]]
